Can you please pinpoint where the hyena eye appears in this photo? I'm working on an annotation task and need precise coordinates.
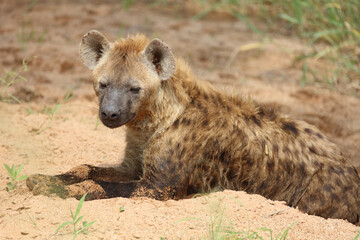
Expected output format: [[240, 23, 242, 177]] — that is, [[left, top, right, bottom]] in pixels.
[[130, 87, 141, 93], [99, 82, 107, 89]]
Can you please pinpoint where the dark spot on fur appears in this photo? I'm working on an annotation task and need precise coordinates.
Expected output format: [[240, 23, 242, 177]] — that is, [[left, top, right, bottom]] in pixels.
[[210, 175, 218, 189], [169, 165, 176, 174], [122, 53, 127, 61], [331, 193, 340, 203], [267, 161, 274, 173], [315, 132, 324, 139], [326, 207, 338, 218], [273, 144, 279, 154], [299, 203, 309, 213], [217, 95, 224, 107], [245, 156, 253, 166], [284, 161, 293, 174], [294, 149, 299, 156], [219, 151, 227, 163], [282, 121, 299, 136], [215, 119, 221, 126], [240, 180, 250, 188], [226, 105, 232, 112], [328, 166, 345, 175], [259, 181, 268, 191], [181, 118, 191, 126], [258, 107, 265, 117], [318, 175, 325, 185], [335, 178, 342, 186], [283, 146, 290, 154], [197, 102, 203, 109], [191, 132, 197, 140], [202, 119, 209, 127], [203, 94, 209, 101], [299, 161, 306, 175], [313, 160, 320, 168], [304, 128, 313, 134], [178, 146, 187, 159], [211, 95, 218, 105], [226, 167, 237, 181], [309, 194, 317, 201], [173, 119, 179, 129], [169, 149, 174, 156], [221, 121, 228, 128], [345, 184, 354, 192], [323, 184, 333, 193], [203, 107, 208, 114], [309, 146, 317, 154], [250, 115, 262, 127], [176, 143, 180, 151]]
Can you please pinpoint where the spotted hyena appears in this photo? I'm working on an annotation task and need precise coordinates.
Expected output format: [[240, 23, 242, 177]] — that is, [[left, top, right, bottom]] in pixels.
[[27, 30, 360, 224]]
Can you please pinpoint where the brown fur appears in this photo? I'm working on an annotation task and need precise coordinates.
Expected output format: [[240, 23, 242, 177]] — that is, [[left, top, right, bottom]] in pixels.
[[27, 32, 360, 224]]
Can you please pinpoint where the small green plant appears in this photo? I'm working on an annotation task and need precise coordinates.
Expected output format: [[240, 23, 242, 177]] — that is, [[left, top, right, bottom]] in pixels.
[[17, 19, 47, 50], [177, 195, 295, 239], [56, 193, 96, 239], [0, 58, 32, 103], [119, 206, 125, 212], [3, 164, 27, 191], [192, 0, 360, 92], [32, 90, 73, 134]]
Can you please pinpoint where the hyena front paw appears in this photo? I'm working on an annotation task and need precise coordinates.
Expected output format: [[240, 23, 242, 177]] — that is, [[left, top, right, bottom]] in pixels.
[[27, 174, 107, 200], [26, 174, 69, 198]]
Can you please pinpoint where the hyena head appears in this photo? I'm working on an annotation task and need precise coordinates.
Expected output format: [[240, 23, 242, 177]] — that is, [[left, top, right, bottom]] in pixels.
[[79, 30, 176, 128]]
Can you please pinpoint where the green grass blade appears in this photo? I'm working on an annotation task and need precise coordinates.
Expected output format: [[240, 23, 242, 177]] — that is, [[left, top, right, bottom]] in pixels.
[[231, 10, 264, 36], [313, 29, 344, 42], [52, 103, 60, 116], [55, 221, 72, 233], [279, 13, 300, 24], [63, 91, 73, 103], [83, 220, 95, 228], [192, 2, 221, 21], [277, 222, 296, 240], [9, 95, 22, 104], [10, 164, 16, 177], [74, 193, 87, 219], [3, 164, 12, 175], [16, 164, 23, 175], [74, 215, 84, 226], [17, 175, 28, 181]]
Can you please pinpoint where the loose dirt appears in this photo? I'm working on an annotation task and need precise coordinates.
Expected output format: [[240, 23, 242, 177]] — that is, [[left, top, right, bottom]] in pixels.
[[0, 1, 359, 239]]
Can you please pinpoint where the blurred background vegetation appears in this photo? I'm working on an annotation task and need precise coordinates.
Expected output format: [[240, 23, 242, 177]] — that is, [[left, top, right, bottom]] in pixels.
[[190, 0, 360, 91], [125, 0, 359, 93]]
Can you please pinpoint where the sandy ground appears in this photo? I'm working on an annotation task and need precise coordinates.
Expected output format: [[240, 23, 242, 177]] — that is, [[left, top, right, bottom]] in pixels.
[[1, 1, 360, 239]]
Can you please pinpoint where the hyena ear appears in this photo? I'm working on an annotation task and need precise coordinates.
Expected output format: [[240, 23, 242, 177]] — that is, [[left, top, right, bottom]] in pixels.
[[143, 39, 176, 81], [79, 30, 110, 70]]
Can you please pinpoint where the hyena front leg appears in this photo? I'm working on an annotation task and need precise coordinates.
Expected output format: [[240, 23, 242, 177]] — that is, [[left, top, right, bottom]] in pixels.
[[27, 161, 141, 198]]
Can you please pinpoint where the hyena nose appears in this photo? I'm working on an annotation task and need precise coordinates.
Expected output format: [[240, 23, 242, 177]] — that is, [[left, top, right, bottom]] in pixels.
[[101, 105, 120, 120]]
